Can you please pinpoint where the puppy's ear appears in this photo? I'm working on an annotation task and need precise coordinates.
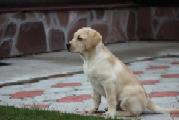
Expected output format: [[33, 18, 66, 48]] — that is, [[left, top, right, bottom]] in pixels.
[[93, 31, 102, 42], [85, 31, 102, 51]]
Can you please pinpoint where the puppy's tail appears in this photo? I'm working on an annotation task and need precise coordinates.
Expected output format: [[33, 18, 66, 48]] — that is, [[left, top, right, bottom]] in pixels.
[[146, 101, 179, 113]]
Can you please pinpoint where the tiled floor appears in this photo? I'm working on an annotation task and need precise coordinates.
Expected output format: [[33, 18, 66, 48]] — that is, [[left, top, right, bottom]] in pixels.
[[0, 57, 179, 119]]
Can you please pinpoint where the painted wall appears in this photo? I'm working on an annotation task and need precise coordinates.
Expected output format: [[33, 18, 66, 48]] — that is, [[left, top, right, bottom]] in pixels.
[[0, 7, 179, 58]]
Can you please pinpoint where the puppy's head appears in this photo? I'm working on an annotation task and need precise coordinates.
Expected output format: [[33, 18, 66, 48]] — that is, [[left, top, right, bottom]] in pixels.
[[66, 27, 102, 53]]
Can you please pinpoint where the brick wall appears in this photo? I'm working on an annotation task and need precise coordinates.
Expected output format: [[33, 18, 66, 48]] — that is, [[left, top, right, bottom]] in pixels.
[[0, 7, 179, 58]]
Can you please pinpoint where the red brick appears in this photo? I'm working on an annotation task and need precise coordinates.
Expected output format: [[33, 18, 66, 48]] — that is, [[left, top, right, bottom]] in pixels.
[[155, 7, 177, 17], [24, 104, 49, 109], [95, 10, 105, 19], [4, 22, 16, 38], [137, 7, 154, 39], [171, 61, 179, 64], [0, 41, 12, 58], [11, 90, 43, 99], [157, 20, 179, 40], [170, 111, 179, 117], [150, 91, 179, 97], [91, 23, 108, 43], [49, 29, 65, 51], [140, 80, 160, 85], [147, 66, 170, 70], [161, 74, 179, 78], [68, 18, 87, 42], [51, 82, 82, 88], [127, 11, 136, 40], [57, 11, 69, 27], [0, 14, 6, 26], [17, 22, 46, 54], [133, 71, 144, 75], [110, 10, 129, 43], [57, 94, 91, 103]]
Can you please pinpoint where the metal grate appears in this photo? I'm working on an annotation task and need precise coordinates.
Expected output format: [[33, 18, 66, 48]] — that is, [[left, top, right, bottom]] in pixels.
[[0, 62, 11, 66]]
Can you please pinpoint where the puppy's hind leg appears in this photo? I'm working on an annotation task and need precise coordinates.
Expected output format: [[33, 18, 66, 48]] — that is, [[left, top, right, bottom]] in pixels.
[[117, 111, 133, 117], [116, 100, 123, 111], [126, 96, 144, 117], [106, 101, 122, 111], [116, 111, 140, 120]]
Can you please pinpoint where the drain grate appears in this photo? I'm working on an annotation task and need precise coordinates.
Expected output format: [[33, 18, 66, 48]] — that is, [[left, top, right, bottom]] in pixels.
[[0, 62, 11, 66]]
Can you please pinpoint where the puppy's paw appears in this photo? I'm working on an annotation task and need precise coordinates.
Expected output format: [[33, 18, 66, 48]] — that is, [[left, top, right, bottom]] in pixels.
[[86, 108, 98, 114], [104, 110, 116, 119]]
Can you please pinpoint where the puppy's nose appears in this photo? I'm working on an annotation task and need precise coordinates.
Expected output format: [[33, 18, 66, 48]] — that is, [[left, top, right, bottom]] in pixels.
[[66, 43, 71, 51]]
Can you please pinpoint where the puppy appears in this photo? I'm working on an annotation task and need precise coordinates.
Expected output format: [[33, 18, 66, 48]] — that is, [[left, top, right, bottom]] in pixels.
[[67, 27, 179, 118]]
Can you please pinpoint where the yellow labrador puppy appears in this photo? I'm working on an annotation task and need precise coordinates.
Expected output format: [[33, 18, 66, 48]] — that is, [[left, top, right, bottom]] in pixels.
[[67, 27, 179, 118]]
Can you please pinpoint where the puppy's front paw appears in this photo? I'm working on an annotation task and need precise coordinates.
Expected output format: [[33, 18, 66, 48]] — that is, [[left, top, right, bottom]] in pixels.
[[104, 110, 116, 119], [86, 107, 98, 114]]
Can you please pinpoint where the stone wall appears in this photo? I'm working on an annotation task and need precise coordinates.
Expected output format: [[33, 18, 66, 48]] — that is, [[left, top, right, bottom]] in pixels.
[[0, 7, 179, 58]]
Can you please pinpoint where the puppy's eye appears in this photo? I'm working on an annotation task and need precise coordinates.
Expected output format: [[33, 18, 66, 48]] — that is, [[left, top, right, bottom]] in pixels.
[[77, 36, 83, 41]]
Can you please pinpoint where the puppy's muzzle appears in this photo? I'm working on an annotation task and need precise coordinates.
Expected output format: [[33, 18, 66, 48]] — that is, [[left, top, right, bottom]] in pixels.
[[66, 43, 71, 52]]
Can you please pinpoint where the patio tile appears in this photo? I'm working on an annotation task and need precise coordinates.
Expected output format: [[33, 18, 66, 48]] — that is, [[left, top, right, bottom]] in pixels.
[[150, 91, 179, 97], [51, 82, 82, 88], [11, 90, 44, 99], [0, 56, 178, 119], [57, 94, 91, 103]]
